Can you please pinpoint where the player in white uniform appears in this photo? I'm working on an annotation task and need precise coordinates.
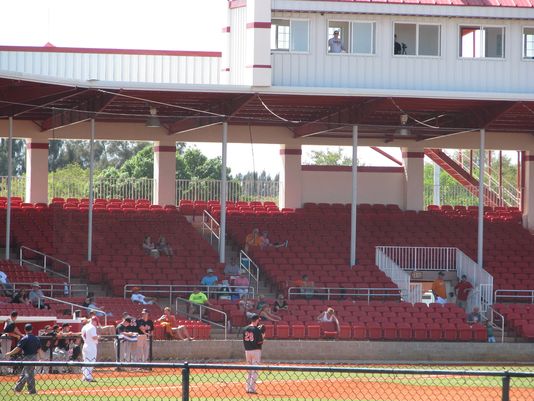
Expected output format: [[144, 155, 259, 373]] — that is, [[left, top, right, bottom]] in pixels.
[[81, 316, 99, 382]]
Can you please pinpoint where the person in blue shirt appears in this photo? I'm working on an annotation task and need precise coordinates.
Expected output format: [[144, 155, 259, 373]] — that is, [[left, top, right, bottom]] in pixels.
[[6, 323, 42, 395], [200, 268, 218, 287]]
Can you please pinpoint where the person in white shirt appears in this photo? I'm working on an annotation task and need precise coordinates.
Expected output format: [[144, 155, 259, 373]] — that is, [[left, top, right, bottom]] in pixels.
[[81, 317, 99, 382], [0, 270, 14, 295], [130, 287, 156, 305], [328, 30, 346, 53]]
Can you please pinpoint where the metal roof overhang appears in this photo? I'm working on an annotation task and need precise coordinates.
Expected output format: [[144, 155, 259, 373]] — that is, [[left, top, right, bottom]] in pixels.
[[1, 74, 534, 142]]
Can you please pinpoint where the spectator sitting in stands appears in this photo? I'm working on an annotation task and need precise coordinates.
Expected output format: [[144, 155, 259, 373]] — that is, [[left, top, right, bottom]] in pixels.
[[224, 256, 240, 275], [467, 307, 484, 325], [200, 268, 218, 287], [259, 304, 281, 322], [131, 287, 156, 305], [244, 228, 261, 253], [142, 236, 159, 259], [218, 280, 233, 300], [317, 307, 340, 334], [28, 282, 50, 309], [259, 231, 288, 250], [189, 287, 211, 317], [82, 296, 111, 317], [157, 236, 174, 257], [156, 307, 193, 340], [0, 269, 14, 296], [431, 271, 447, 304], [233, 271, 250, 298], [10, 288, 30, 305], [272, 294, 288, 313], [238, 298, 257, 320], [255, 295, 268, 311], [296, 274, 315, 299]]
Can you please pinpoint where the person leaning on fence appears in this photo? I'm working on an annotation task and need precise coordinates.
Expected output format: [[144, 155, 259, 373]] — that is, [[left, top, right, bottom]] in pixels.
[[6, 323, 42, 395], [115, 317, 137, 364], [136, 309, 154, 362], [81, 317, 99, 382], [243, 313, 265, 394], [2, 311, 24, 350]]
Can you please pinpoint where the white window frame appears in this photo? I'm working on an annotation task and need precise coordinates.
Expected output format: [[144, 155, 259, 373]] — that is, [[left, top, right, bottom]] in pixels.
[[327, 20, 376, 56], [271, 18, 310, 54], [523, 26, 534, 60], [458, 25, 506, 59], [393, 22, 441, 57]]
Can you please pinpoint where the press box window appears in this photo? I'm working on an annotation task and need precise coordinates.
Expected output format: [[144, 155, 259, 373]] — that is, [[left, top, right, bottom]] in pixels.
[[271, 19, 309, 52], [460, 26, 505, 58], [524, 28, 534, 59], [394, 23, 441, 56], [328, 21, 375, 54]]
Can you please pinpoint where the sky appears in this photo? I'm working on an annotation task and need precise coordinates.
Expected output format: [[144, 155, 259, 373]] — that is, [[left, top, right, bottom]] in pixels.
[[0, 0, 401, 174]]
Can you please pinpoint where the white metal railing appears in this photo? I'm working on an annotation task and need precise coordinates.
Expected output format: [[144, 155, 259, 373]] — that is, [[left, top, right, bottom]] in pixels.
[[8, 282, 88, 298], [176, 179, 279, 204], [488, 306, 505, 343], [287, 286, 402, 302], [19, 246, 71, 282], [451, 150, 520, 208], [375, 248, 414, 303], [124, 284, 255, 308], [49, 176, 154, 202], [174, 297, 228, 339], [0, 176, 25, 199], [456, 249, 493, 313], [41, 295, 108, 326], [376, 246, 494, 311], [424, 184, 480, 208], [494, 289, 534, 304], [202, 211, 220, 246], [239, 250, 260, 294]]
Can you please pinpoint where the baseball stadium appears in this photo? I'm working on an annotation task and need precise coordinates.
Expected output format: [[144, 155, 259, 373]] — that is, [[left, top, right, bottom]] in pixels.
[[1, 0, 534, 399]]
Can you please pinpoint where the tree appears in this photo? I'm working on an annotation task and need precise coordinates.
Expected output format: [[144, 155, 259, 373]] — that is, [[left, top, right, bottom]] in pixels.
[[308, 147, 354, 166], [0, 138, 26, 175]]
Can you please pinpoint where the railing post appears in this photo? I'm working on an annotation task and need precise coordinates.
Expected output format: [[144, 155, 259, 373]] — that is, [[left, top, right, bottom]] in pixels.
[[182, 362, 190, 401], [501, 373, 510, 401]]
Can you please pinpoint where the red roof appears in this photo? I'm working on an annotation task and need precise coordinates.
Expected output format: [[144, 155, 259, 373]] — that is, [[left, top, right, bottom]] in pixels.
[[326, 0, 534, 7]]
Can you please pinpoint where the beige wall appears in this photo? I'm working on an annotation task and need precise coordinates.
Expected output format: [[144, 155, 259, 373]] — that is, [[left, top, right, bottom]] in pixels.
[[301, 167, 405, 207]]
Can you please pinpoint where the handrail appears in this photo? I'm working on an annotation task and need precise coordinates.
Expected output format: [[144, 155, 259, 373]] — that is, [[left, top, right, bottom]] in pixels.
[[488, 306, 505, 344], [375, 247, 414, 303], [239, 250, 260, 294], [19, 246, 71, 282], [41, 295, 108, 326], [202, 210, 220, 246], [124, 284, 255, 307], [8, 282, 88, 298], [287, 286, 402, 302], [174, 296, 228, 339], [494, 289, 534, 303]]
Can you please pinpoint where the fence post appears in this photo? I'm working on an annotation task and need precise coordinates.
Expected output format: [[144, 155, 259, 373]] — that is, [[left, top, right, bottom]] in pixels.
[[182, 362, 190, 401], [501, 373, 510, 401]]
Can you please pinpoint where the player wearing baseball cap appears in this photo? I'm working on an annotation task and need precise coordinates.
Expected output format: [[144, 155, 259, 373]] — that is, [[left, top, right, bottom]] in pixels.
[[242, 313, 265, 394]]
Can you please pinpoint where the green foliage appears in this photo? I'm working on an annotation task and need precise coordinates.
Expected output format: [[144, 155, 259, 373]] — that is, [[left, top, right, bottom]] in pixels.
[[0, 138, 26, 175], [309, 147, 354, 166], [49, 163, 90, 198]]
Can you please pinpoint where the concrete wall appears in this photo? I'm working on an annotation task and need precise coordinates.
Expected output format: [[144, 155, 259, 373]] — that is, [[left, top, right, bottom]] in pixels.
[[301, 166, 406, 207]]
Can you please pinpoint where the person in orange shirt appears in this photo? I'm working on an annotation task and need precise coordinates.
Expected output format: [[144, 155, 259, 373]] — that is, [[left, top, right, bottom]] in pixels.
[[244, 228, 261, 252], [431, 271, 447, 304]]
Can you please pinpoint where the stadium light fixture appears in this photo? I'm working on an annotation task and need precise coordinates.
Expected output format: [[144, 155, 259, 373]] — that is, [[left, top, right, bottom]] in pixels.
[[146, 106, 161, 128]]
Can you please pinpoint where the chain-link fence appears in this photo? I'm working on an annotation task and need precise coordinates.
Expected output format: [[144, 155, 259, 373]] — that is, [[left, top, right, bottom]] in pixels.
[[0, 361, 533, 400]]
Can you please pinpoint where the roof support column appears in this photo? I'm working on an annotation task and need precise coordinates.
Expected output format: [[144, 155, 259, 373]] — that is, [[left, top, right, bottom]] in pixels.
[[87, 119, 95, 262], [4, 117, 13, 260], [523, 151, 534, 231], [153, 140, 177, 206], [219, 122, 228, 264], [279, 145, 302, 210], [402, 148, 425, 211], [477, 129, 486, 271], [25, 140, 49, 204], [350, 125, 358, 267]]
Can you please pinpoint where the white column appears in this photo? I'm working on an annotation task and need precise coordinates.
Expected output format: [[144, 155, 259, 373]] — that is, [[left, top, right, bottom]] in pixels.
[[279, 145, 302, 209], [477, 129, 486, 270], [219, 122, 228, 264], [153, 141, 177, 206], [350, 126, 358, 267], [433, 163, 441, 206], [524, 151, 534, 231], [245, 0, 272, 86], [25, 140, 49, 204], [5, 117, 13, 260], [402, 149, 425, 211], [88, 119, 95, 262]]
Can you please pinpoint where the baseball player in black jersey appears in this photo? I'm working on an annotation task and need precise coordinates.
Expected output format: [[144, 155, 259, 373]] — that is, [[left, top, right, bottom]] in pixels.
[[242, 313, 265, 394]]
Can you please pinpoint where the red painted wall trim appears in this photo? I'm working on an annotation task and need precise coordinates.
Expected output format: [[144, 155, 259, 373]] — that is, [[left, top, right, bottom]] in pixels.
[[301, 165, 405, 173], [525, 155, 534, 162], [0, 45, 221, 58], [27, 143, 49, 150], [402, 151, 425, 158], [280, 149, 302, 156], [229, 0, 246, 8], [246, 22, 272, 29], [153, 146, 176, 153], [245, 64, 272, 69], [222, 27, 231, 33]]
